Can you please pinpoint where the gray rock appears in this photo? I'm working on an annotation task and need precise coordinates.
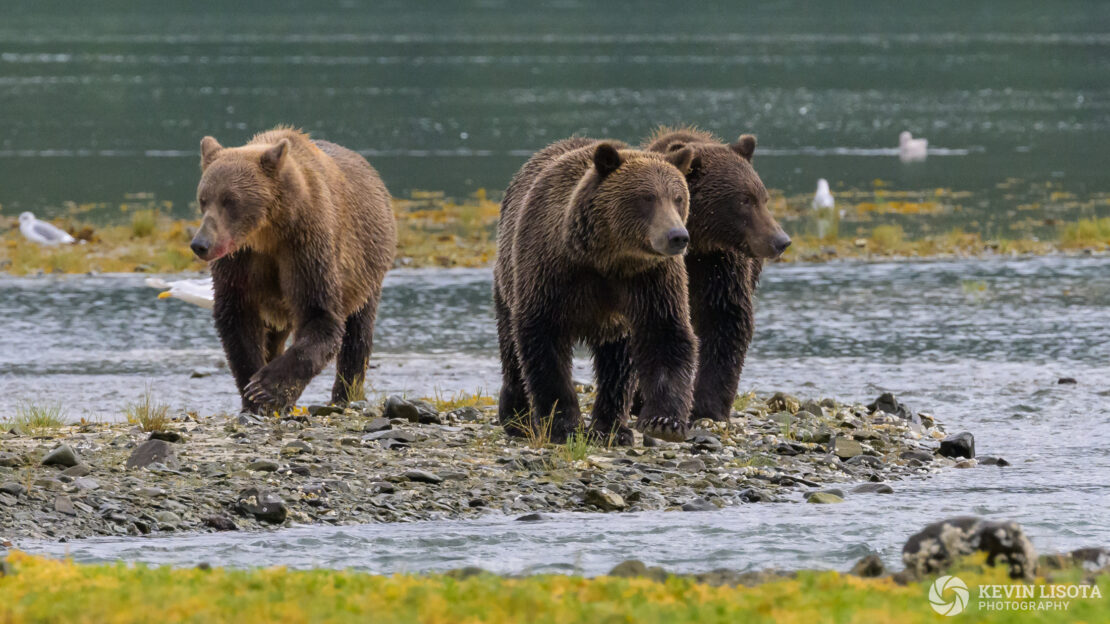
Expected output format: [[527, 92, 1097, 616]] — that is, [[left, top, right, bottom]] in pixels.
[[308, 404, 344, 417], [448, 406, 482, 422], [806, 491, 845, 504], [849, 554, 885, 577], [939, 432, 975, 459], [515, 512, 547, 522], [0, 483, 26, 497], [403, 470, 443, 484], [831, 437, 863, 460], [867, 392, 919, 423], [900, 449, 934, 463], [54, 494, 77, 516], [738, 488, 774, 503], [236, 487, 287, 524], [248, 460, 279, 472], [62, 463, 91, 477], [73, 477, 99, 491], [363, 418, 392, 433], [281, 440, 314, 456], [149, 430, 183, 443], [799, 400, 824, 417], [903, 516, 1036, 580], [154, 511, 182, 527], [0, 452, 22, 467], [42, 445, 80, 467], [362, 429, 417, 444], [681, 497, 717, 512], [688, 434, 722, 451], [125, 439, 177, 469], [852, 482, 894, 494], [980, 456, 1011, 467], [844, 454, 882, 468], [204, 515, 238, 531], [383, 395, 441, 424], [585, 488, 626, 511], [677, 459, 706, 473]]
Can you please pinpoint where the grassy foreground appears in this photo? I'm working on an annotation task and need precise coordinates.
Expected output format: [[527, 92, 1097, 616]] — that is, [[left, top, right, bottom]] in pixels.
[[1, 552, 1107, 623]]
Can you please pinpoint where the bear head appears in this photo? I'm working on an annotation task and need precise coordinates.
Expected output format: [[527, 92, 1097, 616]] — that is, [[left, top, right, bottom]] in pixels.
[[190, 136, 290, 261], [657, 134, 790, 259], [567, 143, 694, 268]]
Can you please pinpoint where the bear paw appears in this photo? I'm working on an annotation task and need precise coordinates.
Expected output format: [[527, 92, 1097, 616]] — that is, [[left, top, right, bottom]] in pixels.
[[634, 413, 688, 443], [244, 368, 296, 415], [585, 422, 634, 447]]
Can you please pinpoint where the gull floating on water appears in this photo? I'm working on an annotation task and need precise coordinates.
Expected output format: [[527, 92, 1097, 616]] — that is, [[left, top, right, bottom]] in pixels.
[[812, 178, 834, 211], [899, 131, 928, 162], [145, 277, 214, 309], [19, 211, 75, 245]]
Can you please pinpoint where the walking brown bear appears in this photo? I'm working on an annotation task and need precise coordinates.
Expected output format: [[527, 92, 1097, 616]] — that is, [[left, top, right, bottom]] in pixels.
[[494, 137, 699, 444], [638, 127, 791, 422], [190, 127, 396, 414]]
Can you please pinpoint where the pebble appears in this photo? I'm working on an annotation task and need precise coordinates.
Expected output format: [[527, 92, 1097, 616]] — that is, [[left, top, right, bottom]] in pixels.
[[62, 463, 92, 477], [54, 494, 77, 516], [584, 488, 626, 511], [236, 487, 287, 524], [806, 491, 845, 504], [852, 483, 894, 494], [681, 497, 718, 512], [831, 437, 863, 460], [248, 460, 280, 472]]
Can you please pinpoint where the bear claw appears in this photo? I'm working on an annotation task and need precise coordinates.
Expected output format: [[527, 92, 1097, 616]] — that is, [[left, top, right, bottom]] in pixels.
[[634, 414, 688, 443]]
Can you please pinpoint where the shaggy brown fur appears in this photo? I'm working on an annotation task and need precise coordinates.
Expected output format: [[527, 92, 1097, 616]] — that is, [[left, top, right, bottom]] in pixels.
[[494, 138, 698, 444], [192, 127, 396, 413], [639, 126, 790, 422]]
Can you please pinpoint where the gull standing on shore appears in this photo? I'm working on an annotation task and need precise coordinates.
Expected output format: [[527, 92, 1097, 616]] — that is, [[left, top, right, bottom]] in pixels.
[[899, 131, 928, 162]]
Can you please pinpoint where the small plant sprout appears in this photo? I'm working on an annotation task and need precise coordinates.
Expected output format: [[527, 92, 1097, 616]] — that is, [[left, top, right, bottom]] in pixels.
[[125, 385, 170, 432]]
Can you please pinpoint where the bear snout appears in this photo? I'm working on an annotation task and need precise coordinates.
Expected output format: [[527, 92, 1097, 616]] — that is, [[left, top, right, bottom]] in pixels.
[[189, 236, 211, 260], [771, 231, 792, 256], [653, 226, 690, 256]]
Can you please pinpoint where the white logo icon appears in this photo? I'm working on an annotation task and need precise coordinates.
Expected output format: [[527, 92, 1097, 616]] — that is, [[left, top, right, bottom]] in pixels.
[[929, 575, 970, 616]]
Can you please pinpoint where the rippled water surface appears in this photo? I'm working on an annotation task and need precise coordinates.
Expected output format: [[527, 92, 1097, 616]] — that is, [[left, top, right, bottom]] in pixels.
[[7, 256, 1110, 573], [1, 0, 1107, 229]]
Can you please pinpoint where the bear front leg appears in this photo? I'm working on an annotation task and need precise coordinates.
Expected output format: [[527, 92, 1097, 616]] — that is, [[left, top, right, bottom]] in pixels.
[[331, 300, 378, 406], [211, 256, 268, 413], [514, 313, 580, 444], [494, 286, 531, 437], [688, 253, 757, 422], [629, 268, 697, 443], [587, 338, 635, 447]]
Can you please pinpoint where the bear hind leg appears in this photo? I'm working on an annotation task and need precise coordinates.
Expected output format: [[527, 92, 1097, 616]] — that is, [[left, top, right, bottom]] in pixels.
[[330, 301, 378, 406], [587, 338, 635, 447]]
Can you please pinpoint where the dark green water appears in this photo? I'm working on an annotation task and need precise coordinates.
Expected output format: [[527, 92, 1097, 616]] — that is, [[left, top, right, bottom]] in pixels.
[[1, 1, 1107, 229]]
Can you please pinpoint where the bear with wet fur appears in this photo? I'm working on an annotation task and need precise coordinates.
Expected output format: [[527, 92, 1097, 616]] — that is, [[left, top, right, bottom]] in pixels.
[[192, 127, 396, 414], [640, 127, 791, 422], [494, 137, 698, 444]]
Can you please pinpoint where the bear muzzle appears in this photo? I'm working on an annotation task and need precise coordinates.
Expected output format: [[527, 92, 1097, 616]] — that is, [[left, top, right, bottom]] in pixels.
[[652, 226, 690, 256]]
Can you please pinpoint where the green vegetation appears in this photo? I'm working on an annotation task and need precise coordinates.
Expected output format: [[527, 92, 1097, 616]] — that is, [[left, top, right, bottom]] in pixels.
[[124, 386, 169, 432], [2, 552, 1106, 623], [129, 209, 158, 238], [558, 430, 594, 462], [5, 402, 66, 435], [1061, 217, 1110, 247]]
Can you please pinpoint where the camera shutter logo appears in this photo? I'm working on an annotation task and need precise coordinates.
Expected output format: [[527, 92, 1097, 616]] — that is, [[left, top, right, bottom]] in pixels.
[[929, 575, 970, 616]]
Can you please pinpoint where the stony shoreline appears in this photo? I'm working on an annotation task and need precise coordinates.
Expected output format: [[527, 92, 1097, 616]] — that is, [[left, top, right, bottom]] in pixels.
[[0, 391, 985, 542]]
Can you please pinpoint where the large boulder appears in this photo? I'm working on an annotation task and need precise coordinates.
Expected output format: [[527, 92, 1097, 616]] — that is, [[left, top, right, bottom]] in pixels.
[[902, 516, 1036, 580]]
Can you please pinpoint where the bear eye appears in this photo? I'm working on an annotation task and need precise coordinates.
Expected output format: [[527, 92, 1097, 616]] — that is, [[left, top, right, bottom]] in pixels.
[[221, 194, 237, 210], [674, 195, 685, 205]]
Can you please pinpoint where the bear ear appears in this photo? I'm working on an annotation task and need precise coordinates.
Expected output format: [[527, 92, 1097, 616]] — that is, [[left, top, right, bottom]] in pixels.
[[666, 141, 687, 153], [200, 136, 223, 169], [260, 138, 290, 175], [730, 134, 756, 162], [664, 146, 694, 175], [592, 143, 622, 178]]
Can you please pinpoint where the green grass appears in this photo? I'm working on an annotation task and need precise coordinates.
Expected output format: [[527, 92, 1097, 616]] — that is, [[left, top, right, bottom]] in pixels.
[[129, 209, 158, 238], [870, 224, 906, 252], [124, 386, 170, 432], [558, 430, 594, 462], [1, 552, 1107, 623], [6, 402, 66, 435], [1061, 217, 1110, 247]]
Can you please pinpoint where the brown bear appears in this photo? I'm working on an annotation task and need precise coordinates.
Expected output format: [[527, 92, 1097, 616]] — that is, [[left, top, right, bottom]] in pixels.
[[190, 127, 396, 414], [638, 127, 791, 422], [494, 137, 698, 445]]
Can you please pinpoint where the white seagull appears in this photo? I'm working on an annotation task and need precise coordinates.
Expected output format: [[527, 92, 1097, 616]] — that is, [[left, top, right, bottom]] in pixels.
[[899, 131, 928, 162], [145, 277, 215, 309], [812, 178, 835, 211], [19, 212, 75, 245]]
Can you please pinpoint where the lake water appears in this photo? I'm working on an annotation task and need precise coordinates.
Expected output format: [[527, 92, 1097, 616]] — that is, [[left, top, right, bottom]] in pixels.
[[1, 0, 1108, 237], [6, 256, 1110, 573]]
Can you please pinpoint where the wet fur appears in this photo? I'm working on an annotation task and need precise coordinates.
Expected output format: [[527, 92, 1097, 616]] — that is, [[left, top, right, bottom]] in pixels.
[[494, 138, 698, 444], [199, 127, 396, 413]]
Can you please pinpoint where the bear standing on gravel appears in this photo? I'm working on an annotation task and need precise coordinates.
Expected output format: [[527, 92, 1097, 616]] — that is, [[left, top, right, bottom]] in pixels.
[[641, 127, 791, 422], [494, 137, 698, 444], [191, 127, 396, 414]]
